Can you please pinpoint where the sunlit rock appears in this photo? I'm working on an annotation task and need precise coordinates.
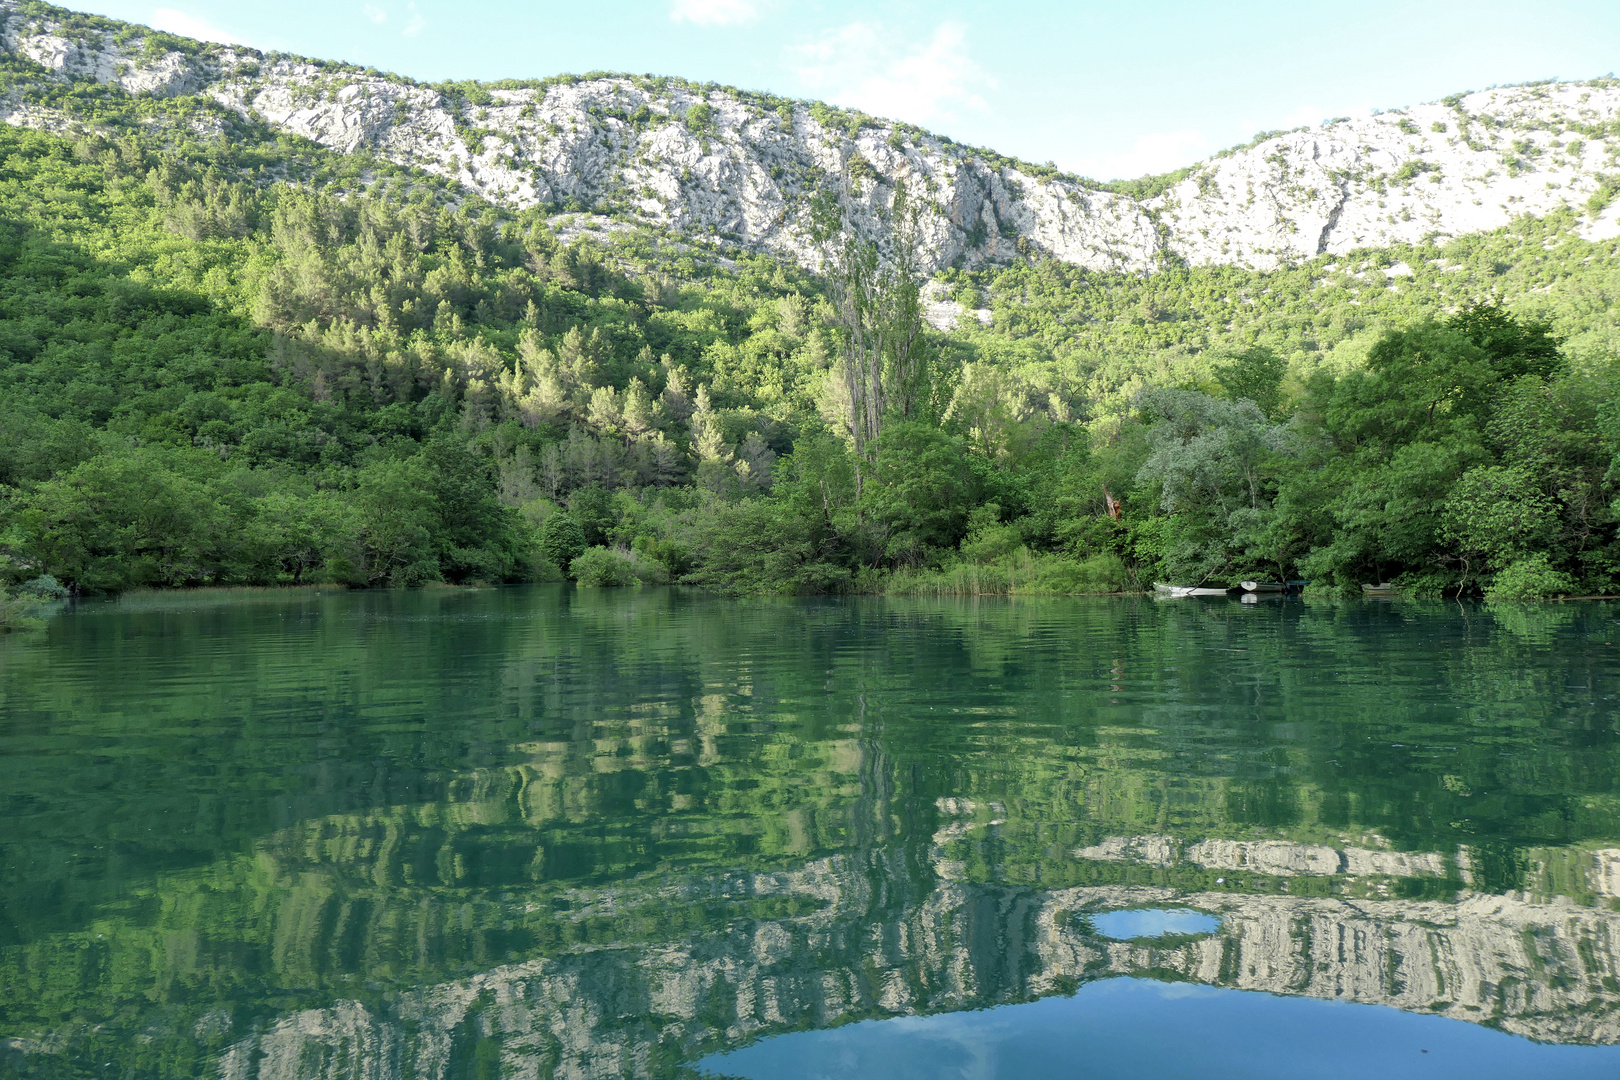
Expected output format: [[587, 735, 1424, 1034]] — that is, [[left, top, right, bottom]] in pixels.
[[2, 2, 1617, 274]]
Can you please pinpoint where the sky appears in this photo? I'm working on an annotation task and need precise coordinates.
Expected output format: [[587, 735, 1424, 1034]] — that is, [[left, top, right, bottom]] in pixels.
[[67, 0, 1620, 181]]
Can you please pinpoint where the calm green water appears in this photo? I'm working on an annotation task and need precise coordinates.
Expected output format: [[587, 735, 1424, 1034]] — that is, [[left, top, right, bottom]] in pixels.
[[2, 587, 1620, 1079]]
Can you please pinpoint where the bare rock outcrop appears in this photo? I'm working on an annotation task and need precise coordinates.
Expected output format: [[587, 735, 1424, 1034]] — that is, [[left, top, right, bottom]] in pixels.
[[3, 2, 1618, 276]]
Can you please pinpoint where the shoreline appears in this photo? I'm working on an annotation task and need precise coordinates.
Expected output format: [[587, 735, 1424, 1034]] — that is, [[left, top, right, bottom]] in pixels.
[[19, 582, 1618, 606]]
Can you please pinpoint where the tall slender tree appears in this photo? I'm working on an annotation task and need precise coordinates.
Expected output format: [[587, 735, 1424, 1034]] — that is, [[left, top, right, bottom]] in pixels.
[[811, 178, 932, 494]]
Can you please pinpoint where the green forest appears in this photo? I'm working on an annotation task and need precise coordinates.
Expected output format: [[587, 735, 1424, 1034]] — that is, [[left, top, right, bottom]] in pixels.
[[0, 101, 1618, 614]]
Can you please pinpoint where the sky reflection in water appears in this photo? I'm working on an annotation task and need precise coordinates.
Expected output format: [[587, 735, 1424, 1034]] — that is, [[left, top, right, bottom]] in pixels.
[[1088, 907, 1221, 939], [701, 978, 1620, 1080]]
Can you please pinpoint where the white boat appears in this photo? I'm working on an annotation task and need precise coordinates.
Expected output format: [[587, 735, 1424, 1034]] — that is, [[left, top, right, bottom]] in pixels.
[[1155, 583, 1232, 598]]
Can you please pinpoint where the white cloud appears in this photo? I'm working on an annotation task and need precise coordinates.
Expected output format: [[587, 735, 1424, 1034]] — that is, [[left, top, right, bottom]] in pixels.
[[670, 0, 757, 26], [149, 7, 243, 45], [1068, 130, 1210, 182], [401, 1, 425, 37], [791, 22, 992, 128], [363, 4, 388, 25], [1151, 981, 1221, 1000]]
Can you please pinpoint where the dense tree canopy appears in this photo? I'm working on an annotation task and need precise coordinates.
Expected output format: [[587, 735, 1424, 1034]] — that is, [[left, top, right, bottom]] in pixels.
[[0, 115, 1616, 608]]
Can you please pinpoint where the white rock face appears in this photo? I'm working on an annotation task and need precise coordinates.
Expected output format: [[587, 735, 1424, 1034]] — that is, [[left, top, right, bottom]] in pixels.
[[919, 281, 992, 331], [1075, 834, 1455, 879], [3, 3, 1617, 274], [1186, 837, 1451, 878], [1159, 85, 1620, 265], [1073, 833, 1180, 867], [1591, 849, 1620, 896]]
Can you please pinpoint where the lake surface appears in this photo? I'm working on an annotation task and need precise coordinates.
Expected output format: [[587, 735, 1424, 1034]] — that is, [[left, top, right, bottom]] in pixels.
[[2, 586, 1619, 1079]]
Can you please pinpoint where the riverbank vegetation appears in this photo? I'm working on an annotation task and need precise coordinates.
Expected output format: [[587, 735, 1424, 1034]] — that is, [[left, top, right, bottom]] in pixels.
[[0, 120, 1615, 600], [0, 586, 39, 631]]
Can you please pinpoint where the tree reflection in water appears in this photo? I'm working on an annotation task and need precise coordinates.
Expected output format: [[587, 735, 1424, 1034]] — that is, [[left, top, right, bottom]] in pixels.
[[2, 588, 1618, 1078]]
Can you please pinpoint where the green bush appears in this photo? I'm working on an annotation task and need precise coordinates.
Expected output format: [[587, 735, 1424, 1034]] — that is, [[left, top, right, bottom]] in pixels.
[[570, 546, 641, 587], [886, 551, 1131, 596], [1483, 554, 1577, 601], [632, 535, 692, 581], [539, 516, 587, 576], [16, 575, 68, 599], [1589, 174, 1620, 216], [951, 282, 985, 309], [886, 562, 1013, 596], [1390, 570, 1459, 599], [567, 487, 619, 547], [684, 102, 714, 134], [1018, 553, 1132, 594], [529, 557, 567, 583]]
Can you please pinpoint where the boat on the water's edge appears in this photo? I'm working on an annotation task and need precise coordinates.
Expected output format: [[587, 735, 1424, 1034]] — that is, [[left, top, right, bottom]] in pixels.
[[1362, 583, 1398, 597], [1241, 581, 1311, 594], [1154, 583, 1232, 598]]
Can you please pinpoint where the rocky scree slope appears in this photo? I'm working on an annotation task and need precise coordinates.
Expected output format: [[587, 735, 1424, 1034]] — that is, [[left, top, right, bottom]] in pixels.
[[2, 1, 1620, 275]]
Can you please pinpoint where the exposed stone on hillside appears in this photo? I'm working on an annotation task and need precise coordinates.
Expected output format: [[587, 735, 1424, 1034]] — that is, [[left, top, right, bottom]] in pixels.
[[3, 1, 1618, 276]]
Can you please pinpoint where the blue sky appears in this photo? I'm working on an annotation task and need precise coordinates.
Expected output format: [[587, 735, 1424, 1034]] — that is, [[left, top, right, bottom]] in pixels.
[[71, 0, 1620, 180]]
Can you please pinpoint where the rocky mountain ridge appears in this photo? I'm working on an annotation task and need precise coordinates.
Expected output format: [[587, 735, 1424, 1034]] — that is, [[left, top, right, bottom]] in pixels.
[[3, 2, 1619, 277]]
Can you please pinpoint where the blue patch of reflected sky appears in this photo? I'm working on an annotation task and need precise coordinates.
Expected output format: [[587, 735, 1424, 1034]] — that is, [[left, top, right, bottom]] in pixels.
[[697, 978, 1620, 1080], [1089, 907, 1220, 939]]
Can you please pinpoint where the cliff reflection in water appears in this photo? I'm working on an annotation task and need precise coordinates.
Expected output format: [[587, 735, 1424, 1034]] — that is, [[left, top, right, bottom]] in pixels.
[[1, 588, 1618, 1078]]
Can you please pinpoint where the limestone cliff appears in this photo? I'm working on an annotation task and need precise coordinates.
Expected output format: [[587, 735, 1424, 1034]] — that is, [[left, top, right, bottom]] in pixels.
[[3, 1, 1618, 278]]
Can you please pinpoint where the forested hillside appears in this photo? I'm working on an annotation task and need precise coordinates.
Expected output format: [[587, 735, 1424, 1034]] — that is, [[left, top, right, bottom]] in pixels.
[[0, 4, 1616, 608], [0, 120, 832, 596]]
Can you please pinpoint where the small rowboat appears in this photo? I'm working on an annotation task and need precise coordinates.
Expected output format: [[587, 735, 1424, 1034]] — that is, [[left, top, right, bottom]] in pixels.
[[1155, 583, 1232, 598], [1241, 581, 1286, 593], [1361, 582, 1397, 597]]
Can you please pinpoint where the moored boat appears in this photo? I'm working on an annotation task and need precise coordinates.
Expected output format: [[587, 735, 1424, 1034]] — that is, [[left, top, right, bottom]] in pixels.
[[1155, 583, 1232, 597]]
